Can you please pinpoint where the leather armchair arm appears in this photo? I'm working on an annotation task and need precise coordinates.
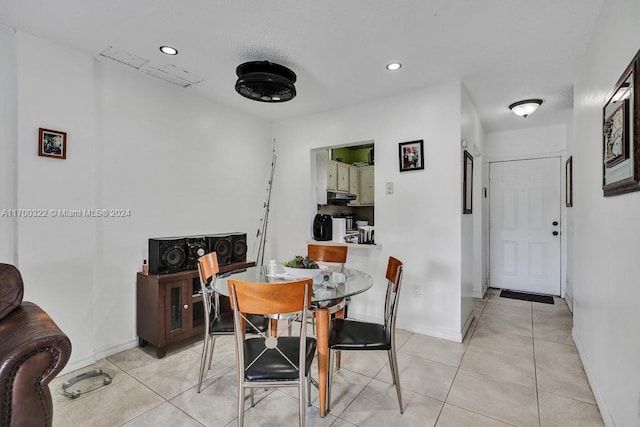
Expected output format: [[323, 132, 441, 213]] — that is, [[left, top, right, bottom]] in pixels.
[[0, 302, 72, 427]]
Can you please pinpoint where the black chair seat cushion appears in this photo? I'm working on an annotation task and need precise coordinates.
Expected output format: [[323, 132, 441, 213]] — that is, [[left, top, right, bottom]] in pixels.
[[329, 318, 391, 350], [243, 337, 317, 381], [210, 312, 269, 335]]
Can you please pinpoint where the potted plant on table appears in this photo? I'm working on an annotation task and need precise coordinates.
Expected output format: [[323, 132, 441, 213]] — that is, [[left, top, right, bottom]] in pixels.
[[282, 256, 321, 278]]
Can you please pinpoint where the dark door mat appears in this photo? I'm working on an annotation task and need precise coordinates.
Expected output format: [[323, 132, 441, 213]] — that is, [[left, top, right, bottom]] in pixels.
[[500, 290, 554, 304]]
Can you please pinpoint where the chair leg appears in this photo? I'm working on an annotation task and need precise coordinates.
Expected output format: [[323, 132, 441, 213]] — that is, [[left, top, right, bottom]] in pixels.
[[327, 349, 333, 412], [238, 386, 246, 426], [299, 378, 306, 427], [307, 372, 312, 406], [387, 351, 396, 385], [389, 349, 404, 414], [208, 336, 217, 369], [197, 335, 210, 393]]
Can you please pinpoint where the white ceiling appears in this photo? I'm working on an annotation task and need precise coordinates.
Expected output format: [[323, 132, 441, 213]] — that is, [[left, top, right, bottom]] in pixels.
[[0, 0, 604, 133]]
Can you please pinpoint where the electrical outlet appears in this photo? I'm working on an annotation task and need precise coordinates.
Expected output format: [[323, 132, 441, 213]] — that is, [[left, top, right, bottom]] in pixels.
[[386, 182, 394, 194], [412, 286, 420, 297]]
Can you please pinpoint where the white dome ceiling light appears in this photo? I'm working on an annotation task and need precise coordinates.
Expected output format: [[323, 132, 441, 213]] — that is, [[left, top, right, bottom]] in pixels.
[[509, 99, 543, 118], [235, 61, 297, 103]]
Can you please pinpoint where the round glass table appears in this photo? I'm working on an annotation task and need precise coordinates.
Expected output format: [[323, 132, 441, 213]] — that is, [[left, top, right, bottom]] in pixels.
[[213, 266, 373, 304], [214, 265, 374, 417]]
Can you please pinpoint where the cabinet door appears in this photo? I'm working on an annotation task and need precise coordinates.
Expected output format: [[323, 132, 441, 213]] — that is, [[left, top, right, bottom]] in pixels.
[[359, 166, 375, 205], [337, 162, 349, 192], [348, 165, 359, 205], [326, 161, 338, 191], [164, 279, 191, 340]]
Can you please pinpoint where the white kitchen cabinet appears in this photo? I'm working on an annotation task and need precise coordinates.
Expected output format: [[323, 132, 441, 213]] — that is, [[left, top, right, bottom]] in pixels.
[[358, 166, 374, 205], [337, 162, 350, 192], [326, 160, 338, 191], [349, 165, 359, 201]]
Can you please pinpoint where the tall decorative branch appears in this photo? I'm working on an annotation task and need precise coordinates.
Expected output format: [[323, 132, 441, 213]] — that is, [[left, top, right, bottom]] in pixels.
[[251, 141, 277, 269]]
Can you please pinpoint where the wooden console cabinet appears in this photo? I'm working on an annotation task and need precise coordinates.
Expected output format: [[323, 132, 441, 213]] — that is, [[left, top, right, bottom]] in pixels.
[[136, 261, 255, 357]]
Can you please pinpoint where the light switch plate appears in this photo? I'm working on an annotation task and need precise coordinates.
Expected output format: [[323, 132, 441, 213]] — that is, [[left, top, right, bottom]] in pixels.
[[386, 182, 394, 194]]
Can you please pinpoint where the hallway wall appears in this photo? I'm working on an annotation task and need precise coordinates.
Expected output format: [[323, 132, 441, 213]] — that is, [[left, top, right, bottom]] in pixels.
[[572, 0, 640, 425]]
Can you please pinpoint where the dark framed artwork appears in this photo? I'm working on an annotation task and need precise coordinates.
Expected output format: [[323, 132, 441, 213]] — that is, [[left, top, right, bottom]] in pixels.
[[602, 49, 639, 197], [398, 140, 424, 172], [566, 156, 573, 207], [38, 128, 67, 159], [463, 150, 473, 214]]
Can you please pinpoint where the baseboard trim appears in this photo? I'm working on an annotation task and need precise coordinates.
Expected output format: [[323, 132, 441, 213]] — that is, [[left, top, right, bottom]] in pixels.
[[397, 321, 463, 342], [564, 291, 574, 313], [461, 312, 475, 342], [572, 329, 614, 426], [59, 339, 139, 375]]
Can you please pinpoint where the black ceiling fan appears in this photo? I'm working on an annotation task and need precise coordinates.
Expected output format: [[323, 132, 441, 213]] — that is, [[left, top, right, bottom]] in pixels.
[[235, 61, 297, 103]]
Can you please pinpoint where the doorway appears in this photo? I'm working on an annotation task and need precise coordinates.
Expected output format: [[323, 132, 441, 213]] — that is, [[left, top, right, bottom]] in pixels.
[[489, 157, 561, 296]]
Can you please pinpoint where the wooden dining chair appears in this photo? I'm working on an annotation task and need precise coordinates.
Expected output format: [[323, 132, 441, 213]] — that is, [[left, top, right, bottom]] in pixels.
[[307, 244, 347, 272], [327, 256, 404, 414], [228, 278, 316, 427], [196, 252, 269, 393], [307, 242, 349, 329]]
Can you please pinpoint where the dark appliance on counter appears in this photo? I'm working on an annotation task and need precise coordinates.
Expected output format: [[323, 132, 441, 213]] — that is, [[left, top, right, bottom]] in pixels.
[[313, 214, 332, 241]]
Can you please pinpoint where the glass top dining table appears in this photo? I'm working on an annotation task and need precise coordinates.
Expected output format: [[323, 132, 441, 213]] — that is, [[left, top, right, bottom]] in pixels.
[[213, 264, 374, 417], [213, 265, 374, 304]]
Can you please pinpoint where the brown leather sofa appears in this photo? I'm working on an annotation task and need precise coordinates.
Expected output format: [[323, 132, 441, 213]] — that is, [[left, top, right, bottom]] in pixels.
[[0, 263, 72, 427]]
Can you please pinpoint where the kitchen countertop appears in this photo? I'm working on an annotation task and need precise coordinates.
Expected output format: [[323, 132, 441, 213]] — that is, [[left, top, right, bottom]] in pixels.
[[308, 239, 380, 248]]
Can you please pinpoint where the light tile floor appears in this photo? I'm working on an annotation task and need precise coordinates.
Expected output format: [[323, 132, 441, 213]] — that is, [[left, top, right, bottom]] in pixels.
[[50, 289, 604, 426]]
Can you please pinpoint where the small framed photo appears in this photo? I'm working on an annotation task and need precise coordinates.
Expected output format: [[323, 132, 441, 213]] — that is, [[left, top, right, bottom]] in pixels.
[[38, 128, 67, 159], [398, 140, 424, 172]]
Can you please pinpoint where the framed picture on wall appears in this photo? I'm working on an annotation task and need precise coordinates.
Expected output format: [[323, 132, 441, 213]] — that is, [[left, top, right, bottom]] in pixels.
[[38, 128, 67, 159], [566, 156, 573, 207], [602, 49, 640, 197], [398, 140, 424, 172], [463, 150, 473, 214]]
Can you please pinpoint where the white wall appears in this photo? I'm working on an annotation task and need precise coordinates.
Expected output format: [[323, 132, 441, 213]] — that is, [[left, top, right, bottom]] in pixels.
[[461, 85, 486, 312], [272, 82, 468, 341], [16, 32, 98, 367], [9, 31, 272, 370], [572, 0, 640, 425], [485, 118, 570, 162], [484, 121, 571, 296], [0, 27, 17, 264]]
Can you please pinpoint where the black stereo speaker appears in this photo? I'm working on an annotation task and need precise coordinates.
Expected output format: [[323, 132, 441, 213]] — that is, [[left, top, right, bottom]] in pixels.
[[206, 234, 233, 266], [149, 232, 248, 273], [229, 232, 247, 263], [149, 237, 188, 274]]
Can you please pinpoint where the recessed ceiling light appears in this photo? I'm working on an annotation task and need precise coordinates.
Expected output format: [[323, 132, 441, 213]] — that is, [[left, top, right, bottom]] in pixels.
[[386, 62, 402, 71], [159, 45, 178, 56]]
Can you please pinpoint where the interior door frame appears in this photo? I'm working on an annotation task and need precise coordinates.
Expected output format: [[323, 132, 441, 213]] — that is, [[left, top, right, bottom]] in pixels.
[[488, 155, 565, 296]]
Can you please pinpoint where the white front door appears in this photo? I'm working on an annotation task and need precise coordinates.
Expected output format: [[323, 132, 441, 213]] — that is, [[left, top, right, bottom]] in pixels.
[[489, 157, 561, 295]]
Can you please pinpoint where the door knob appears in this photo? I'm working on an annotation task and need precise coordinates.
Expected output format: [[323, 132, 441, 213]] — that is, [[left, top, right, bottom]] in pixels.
[[552, 231, 559, 236], [552, 221, 559, 226]]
